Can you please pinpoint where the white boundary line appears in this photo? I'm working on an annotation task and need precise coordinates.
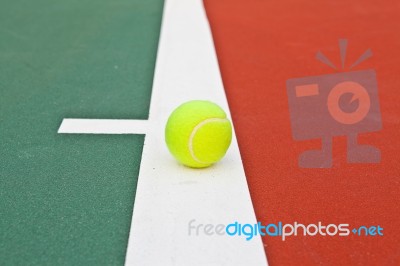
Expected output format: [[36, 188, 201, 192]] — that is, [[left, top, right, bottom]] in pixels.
[[57, 0, 267, 264], [58, 119, 149, 134], [124, 0, 267, 265]]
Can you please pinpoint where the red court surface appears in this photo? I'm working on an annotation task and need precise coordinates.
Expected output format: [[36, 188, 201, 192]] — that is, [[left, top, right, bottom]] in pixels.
[[205, 0, 400, 265]]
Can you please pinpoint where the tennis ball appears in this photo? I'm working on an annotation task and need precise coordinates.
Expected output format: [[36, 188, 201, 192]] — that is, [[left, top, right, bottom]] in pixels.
[[165, 100, 232, 168]]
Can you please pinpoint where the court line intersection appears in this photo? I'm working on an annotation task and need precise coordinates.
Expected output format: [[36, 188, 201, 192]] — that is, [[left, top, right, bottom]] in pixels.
[[58, 0, 267, 265]]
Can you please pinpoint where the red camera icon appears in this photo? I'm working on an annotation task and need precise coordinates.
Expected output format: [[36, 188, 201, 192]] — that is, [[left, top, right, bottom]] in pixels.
[[286, 69, 382, 168]]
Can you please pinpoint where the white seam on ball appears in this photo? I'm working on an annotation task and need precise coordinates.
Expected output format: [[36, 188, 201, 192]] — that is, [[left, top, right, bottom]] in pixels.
[[188, 118, 228, 164]]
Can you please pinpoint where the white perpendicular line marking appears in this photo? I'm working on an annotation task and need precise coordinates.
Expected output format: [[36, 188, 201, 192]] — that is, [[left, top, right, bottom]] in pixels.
[[125, 0, 268, 265], [58, 118, 149, 134]]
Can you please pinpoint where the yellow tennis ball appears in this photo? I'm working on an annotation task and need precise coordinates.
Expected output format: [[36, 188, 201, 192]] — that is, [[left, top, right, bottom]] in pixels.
[[165, 100, 233, 168]]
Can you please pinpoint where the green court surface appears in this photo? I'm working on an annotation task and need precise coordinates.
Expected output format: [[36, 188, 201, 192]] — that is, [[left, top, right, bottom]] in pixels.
[[0, 0, 163, 264]]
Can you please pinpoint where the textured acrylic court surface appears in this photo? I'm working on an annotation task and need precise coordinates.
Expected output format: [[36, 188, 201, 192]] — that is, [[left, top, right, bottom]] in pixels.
[[205, 0, 400, 265], [2, 0, 400, 265], [0, 0, 163, 264]]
